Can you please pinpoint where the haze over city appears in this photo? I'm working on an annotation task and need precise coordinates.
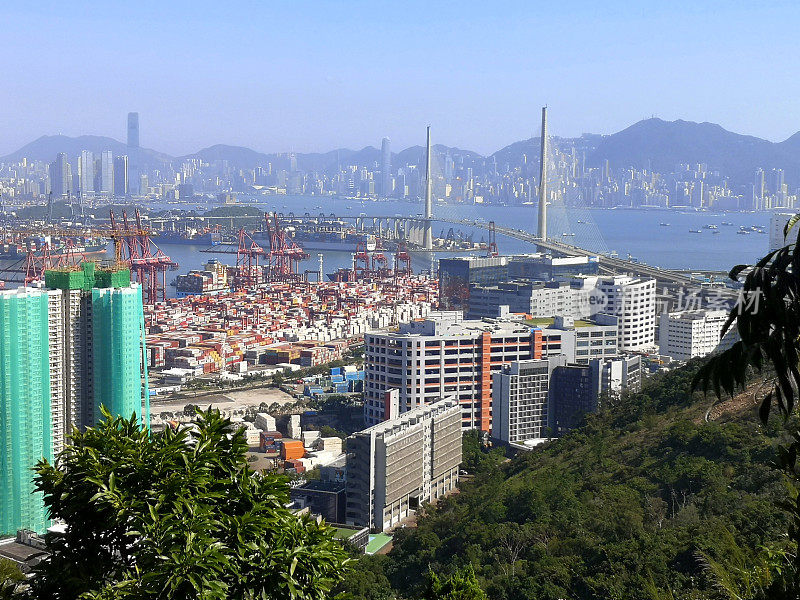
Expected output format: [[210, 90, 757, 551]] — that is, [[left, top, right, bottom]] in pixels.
[[3, 0, 800, 155], [6, 4, 800, 599]]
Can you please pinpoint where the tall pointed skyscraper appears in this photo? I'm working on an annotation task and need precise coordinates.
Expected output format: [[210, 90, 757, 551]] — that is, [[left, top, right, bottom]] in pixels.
[[381, 137, 391, 198]]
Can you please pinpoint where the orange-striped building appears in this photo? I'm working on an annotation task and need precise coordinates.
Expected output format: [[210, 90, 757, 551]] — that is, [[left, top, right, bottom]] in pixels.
[[363, 311, 543, 431]]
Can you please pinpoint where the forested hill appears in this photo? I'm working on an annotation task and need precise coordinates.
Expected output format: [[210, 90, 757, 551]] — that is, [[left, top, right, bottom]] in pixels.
[[338, 364, 792, 600]]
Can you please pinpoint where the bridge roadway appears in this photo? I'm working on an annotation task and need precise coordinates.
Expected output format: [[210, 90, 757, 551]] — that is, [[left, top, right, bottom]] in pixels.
[[150, 211, 735, 295]]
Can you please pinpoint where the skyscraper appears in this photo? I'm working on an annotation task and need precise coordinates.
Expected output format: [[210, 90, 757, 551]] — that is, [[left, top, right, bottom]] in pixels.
[[48, 153, 70, 197], [380, 137, 391, 197], [127, 112, 140, 195], [0, 288, 62, 535], [754, 168, 765, 210], [100, 150, 114, 195], [114, 155, 128, 196], [0, 264, 149, 535], [78, 150, 95, 195]]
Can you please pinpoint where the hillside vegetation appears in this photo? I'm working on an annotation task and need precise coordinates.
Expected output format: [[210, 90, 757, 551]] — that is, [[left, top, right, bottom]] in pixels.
[[339, 363, 793, 600]]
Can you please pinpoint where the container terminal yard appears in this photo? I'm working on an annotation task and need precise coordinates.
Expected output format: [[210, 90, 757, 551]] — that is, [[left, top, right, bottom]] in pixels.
[[146, 274, 436, 384]]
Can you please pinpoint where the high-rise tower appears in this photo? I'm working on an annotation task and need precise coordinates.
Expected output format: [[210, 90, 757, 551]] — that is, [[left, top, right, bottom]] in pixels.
[[114, 155, 129, 196], [100, 150, 114, 195], [424, 126, 433, 250], [0, 288, 62, 535], [78, 150, 95, 196], [381, 137, 391, 198], [127, 112, 140, 195], [0, 264, 149, 536], [537, 106, 548, 240], [49, 153, 70, 197]]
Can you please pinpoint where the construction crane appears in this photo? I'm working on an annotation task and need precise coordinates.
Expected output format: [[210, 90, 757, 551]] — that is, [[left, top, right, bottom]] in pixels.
[[394, 243, 412, 278], [263, 212, 309, 282], [109, 208, 178, 304], [234, 227, 268, 290]]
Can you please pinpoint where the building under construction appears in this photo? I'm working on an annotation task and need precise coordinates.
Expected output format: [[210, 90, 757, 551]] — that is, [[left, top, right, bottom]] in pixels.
[[0, 262, 150, 535]]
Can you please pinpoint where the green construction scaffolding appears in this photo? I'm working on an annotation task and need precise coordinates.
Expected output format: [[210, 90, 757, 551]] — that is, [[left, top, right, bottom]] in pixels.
[[91, 285, 149, 427], [0, 291, 53, 535]]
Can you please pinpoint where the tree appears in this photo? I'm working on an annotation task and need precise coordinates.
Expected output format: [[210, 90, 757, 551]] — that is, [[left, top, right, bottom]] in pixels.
[[424, 565, 487, 600], [693, 215, 800, 597], [29, 408, 349, 599], [0, 559, 25, 600]]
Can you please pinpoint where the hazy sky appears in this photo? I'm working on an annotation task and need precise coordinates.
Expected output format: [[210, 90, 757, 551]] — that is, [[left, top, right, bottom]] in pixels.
[[2, 0, 799, 156]]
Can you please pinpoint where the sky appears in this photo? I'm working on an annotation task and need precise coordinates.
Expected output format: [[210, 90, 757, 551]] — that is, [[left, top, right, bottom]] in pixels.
[[1, 0, 799, 157]]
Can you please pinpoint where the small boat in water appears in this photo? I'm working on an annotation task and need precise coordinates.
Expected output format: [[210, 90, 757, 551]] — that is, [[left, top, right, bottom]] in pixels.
[[659, 222, 670, 226], [689, 229, 702, 233], [737, 230, 750, 235]]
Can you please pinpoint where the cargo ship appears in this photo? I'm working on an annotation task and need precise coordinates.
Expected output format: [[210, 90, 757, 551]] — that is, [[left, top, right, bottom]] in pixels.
[[154, 229, 223, 246], [0, 236, 108, 260], [255, 224, 377, 252], [171, 259, 231, 298]]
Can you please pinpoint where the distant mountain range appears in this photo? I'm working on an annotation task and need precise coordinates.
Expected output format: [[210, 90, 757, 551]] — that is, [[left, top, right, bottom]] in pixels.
[[5, 119, 800, 187]]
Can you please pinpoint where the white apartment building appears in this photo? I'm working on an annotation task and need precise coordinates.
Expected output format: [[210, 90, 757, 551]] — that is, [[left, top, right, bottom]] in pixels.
[[363, 312, 543, 431], [770, 211, 796, 251], [345, 398, 461, 532], [583, 276, 656, 351], [658, 310, 735, 360]]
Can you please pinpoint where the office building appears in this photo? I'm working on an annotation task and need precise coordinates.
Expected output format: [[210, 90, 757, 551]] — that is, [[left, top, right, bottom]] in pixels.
[[491, 356, 566, 445], [77, 150, 94, 195], [658, 310, 735, 361], [491, 354, 641, 445], [380, 137, 392, 197], [508, 254, 599, 281], [550, 355, 642, 435], [114, 155, 129, 196], [438, 256, 510, 311], [0, 264, 149, 535], [127, 112, 140, 195], [539, 316, 619, 363], [467, 280, 579, 319], [99, 150, 114, 195], [48, 153, 70, 197], [290, 480, 347, 524], [345, 398, 461, 532], [363, 312, 542, 430]]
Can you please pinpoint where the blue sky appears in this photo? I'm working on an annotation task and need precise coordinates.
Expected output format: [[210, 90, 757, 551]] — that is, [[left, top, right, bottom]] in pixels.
[[1, 0, 799, 156]]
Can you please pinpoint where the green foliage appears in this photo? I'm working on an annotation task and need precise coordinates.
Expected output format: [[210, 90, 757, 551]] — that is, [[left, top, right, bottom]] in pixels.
[[341, 364, 791, 600], [0, 558, 25, 599], [424, 565, 487, 600], [693, 215, 800, 421], [29, 408, 349, 599]]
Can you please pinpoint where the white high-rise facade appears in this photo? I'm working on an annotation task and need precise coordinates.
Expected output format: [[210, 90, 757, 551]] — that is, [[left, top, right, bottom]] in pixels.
[[592, 276, 657, 351], [100, 150, 114, 195], [658, 310, 735, 361], [78, 150, 94, 195]]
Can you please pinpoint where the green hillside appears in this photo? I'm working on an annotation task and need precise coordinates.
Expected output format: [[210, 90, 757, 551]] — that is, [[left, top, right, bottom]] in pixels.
[[338, 363, 793, 600]]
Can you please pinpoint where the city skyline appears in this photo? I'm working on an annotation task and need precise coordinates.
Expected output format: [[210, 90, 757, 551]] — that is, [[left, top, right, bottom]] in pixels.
[[2, 1, 800, 156]]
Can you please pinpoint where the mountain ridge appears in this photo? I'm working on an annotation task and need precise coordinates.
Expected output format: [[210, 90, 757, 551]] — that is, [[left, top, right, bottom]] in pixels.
[[5, 119, 800, 186]]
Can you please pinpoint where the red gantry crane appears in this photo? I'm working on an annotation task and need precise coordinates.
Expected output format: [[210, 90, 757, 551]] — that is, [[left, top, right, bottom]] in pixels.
[[110, 209, 178, 304], [263, 212, 309, 282]]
